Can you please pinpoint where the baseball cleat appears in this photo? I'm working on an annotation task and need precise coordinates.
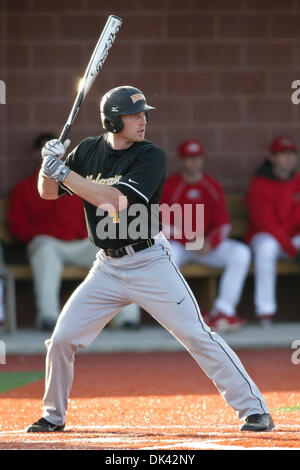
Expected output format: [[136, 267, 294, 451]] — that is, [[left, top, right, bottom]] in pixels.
[[240, 413, 275, 432], [26, 417, 65, 433], [201, 311, 212, 324], [209, 312, 247, 333]]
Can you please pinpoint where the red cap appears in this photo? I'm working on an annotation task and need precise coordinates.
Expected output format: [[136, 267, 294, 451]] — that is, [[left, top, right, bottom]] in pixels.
[[178, 139, 204, 158], [270, 136, 297, 154]]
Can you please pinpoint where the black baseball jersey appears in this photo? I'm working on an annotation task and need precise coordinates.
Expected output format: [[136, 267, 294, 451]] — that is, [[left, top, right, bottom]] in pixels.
[[59, 133, 167, 249]]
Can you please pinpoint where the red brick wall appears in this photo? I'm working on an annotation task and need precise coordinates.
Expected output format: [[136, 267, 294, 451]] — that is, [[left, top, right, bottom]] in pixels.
[[1, 0, 300, 196]]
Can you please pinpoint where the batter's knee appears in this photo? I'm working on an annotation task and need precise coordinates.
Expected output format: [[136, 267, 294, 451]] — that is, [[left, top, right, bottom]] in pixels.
[[46, 329, 76, 352], [28, 236, 56, 254]]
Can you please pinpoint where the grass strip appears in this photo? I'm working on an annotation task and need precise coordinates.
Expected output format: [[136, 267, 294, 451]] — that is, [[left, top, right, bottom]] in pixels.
[[0, 371, 44, 394]]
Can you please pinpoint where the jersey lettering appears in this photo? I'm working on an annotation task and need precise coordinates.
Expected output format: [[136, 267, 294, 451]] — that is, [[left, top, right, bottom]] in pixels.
[[108, 211, 120, 224], [87, 173, 122, 185]]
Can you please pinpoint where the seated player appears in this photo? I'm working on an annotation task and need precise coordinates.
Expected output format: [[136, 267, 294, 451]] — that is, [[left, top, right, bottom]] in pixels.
[[245, 136, 300, 326], [160, 139, 251, 332], [8, 133, 99, 331]]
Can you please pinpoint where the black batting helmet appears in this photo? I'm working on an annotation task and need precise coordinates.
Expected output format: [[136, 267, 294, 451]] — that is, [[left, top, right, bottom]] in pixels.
[[100, 86, 155, 133]]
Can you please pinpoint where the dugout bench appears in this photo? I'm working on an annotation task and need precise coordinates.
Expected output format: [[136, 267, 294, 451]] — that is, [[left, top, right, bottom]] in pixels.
[[1, 196, 300, 332]]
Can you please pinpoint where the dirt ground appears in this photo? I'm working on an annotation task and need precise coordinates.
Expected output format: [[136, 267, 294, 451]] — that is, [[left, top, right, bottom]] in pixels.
[[0, 349, 299, 450]]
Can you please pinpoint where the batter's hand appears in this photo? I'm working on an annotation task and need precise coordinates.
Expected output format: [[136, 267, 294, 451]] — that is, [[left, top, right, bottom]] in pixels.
[[40, 155, 71, 183], [41, 139, 71, 159]]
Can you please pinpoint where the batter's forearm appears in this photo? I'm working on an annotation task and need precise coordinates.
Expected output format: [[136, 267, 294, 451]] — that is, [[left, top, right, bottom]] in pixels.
[[38, 171, 60, 199], [63, 171, 128, 211]]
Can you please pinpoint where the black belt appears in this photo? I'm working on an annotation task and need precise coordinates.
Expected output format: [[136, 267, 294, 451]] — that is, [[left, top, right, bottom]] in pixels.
[[103, 239, 155, 258]]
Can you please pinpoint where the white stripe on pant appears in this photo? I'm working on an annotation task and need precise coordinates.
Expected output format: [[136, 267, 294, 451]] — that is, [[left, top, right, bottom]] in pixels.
[[42, 235, 268, 425]]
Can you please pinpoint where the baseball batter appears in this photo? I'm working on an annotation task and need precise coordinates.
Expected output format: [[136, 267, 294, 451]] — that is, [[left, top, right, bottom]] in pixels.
[[27, 86, 274, 433]]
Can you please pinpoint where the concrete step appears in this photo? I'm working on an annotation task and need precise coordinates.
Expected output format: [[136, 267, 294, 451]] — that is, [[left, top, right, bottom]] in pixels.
[[1, 323, 300, 355]]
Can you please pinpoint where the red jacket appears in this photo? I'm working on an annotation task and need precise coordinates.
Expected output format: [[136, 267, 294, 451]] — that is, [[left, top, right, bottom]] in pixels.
[[8, 170, 88, 243], [160, 173, 231, 247], [245, 160, 300, 257]]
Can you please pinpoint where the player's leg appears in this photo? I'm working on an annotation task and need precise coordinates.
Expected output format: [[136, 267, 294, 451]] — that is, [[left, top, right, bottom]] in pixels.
[[112, 303, 141, 328], [290, 234, 300, 250], [194, 239, 251, 330], [168, 239, 195, 267], [259, 234, 300, 325], [195, 239, 251, 316], [112, 240, 192, 329], [27, 236, 64, 327], [34, 255, 129, 428], [250, 233, 281, 322], [277, 234, 300, 257], [61, 238, 99, 268], [126, 240, 269, 421]]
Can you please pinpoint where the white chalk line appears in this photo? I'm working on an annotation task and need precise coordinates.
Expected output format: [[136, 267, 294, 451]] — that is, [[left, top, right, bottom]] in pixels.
[[1, 423, 300, 436], [0, 435, 298, 451], [141, 441, 299, 451], [0, 424, 299, 451]]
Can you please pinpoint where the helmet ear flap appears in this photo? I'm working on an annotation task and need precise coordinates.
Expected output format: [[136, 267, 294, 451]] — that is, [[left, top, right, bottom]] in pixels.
[[101, 116, 124, 134]]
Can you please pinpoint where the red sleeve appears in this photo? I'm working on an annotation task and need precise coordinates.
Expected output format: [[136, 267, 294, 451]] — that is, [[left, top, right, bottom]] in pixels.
[[205, 178, 232, 248], [160, 176, 176, 206], [8, 173, 88, 243], [8, 181, 37, 243], [246, 177, 298, 257]]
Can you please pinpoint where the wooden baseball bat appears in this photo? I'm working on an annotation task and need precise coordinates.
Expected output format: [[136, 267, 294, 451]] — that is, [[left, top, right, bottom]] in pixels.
[[59, 15, 123, 144]]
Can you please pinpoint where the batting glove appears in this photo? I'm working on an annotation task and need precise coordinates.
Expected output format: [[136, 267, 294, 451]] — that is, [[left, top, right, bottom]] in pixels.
[[41, 139, 71, 159], [41, 155, 71, 183]]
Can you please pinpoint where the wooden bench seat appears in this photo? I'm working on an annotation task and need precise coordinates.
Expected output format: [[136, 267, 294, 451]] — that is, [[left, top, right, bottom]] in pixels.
[[1, 195, 300, 331], [5, 258, 300, 281], [180, 261, 300, 278], [6, 264, 90, 281]]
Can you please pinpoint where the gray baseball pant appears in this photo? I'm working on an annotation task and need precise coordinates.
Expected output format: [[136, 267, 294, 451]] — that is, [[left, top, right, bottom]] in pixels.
[[42, 235, 269, 425]]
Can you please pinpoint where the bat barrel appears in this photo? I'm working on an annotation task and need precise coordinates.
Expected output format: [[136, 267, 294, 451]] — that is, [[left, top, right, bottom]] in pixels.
[[110, 15, 123, 22], [58, 14, 123, 144]]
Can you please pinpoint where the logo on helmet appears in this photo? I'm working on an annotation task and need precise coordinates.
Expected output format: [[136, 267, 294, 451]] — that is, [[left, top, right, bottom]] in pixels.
[[130, 93, 144, 104], [111, 106, 119, 112]]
